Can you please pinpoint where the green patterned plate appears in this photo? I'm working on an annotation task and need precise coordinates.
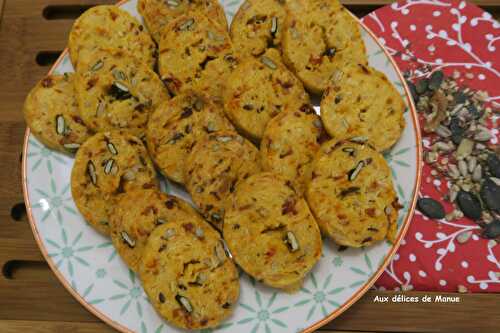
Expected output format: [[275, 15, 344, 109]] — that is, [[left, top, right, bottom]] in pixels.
[[22, 1, 422, 332]]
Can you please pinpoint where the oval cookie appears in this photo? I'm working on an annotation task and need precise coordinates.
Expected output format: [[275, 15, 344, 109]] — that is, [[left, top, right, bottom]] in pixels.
[[68, 5, 156, 69], [223, 51, 309, 141], [306, 140, 400, 247], [260, 104, 326, 194], [74, 49, 168, 139], [158, 13, 238, 104], [320, 64, 406, 152], [110, 189, 196, 272], [185, 131, 261, 230], [230, 0, 287, 58], [139, 221, 239, 329], [71, 131, 158, 235], [224, 172, 322, 290], [282, 0, 368, 94], [146, 91, 234, 184], [138, 0, 227, 44], [23, 74, 91, 154]]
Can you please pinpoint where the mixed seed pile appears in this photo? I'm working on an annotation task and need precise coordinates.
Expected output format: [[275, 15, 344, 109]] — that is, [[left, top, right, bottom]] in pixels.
[[409, 70, 500, 240]]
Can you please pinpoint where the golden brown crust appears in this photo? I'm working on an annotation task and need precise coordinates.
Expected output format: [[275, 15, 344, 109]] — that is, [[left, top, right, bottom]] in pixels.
[[230, 0, 287, 59], [320, 64, 406, 152], [223, 50, 310, 141], [146, 91, 234, 184], [110, 189, 197, 272], [71, 131, 158, 235], [74, 49, 168, 139], [185, 131, 261, 230], [223, 172, 322, 290], [138, 0, 228, 44], [282, 0, 368, 94], [139, 221, 239, 330], [68, 5, 156, 69], [306, 140, 400, 247], [23, 74, 92, 154], [158, 13, 237, 105]]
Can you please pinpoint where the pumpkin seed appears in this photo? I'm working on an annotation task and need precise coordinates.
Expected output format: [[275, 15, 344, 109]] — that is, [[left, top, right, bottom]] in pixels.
[[483, 220, 500, 239], [104, 159, 115, 175], [175, 295, 193, 313], [456, 191, 482, 220], [480, 178, 500, 211], [415, 78, 428, 94], [260, 56, 277, 70], [107, 142, 118, 155], [121, 231, 136, 248], [87, 161, 97, 185], [417, 197, 445, 219], [284, 231, 299, 252], [487, 154, 500, 178], [428, 71, 444, 90], [55, 115, 66, 135]]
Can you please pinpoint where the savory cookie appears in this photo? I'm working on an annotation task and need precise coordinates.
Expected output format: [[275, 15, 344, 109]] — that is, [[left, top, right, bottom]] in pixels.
[[138, 0, 227, 44], [110, 189, 196, 272], [223, 50, 310, 141], [320, 63, 406, 152], [71, 131, 158, 235], [224, 172, 322, 291], [139, 221, 239, 329], [23, 74, 91, 154], [260, 104, 326, 194], [230, 0, 287, 58], [306, 140, 400, 247], [158, 13, 238, 104], [74, 49, 168, 139], [146, 91, 234, 184], [185, 131, 261, 230], [282, 0, 368, 94], [68, 5, 156, 69]]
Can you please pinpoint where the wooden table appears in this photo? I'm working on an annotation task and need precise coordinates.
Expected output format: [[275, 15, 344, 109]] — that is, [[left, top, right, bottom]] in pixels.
[[0, 1, 499, 332]]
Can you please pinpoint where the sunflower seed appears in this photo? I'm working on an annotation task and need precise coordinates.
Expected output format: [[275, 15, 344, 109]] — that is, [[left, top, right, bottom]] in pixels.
[[163, 228, 176, 239], [458, 160, 468, 177], [456, 230, 472, 244], [270, 16, 278, 35], [348, 160, 366, 181], [176, 295, 193, 313], [63, 143, 80, 151], [87, 161, 97, 185], [284, 231, 299, 252], [121, 231, 136, 248], [156, 218, 167, 225], [330, 69, 343, 83], [424, 151, 438, 163], [56, 115, 66, 135], [474, 129, 492, 142], [167, 0, 179, 7], [221, 240, 233, 259], [457, 285, 468, 293], [194, 227, 204, 239], [417, 197, 445, 219], [216, 135, 233, 143], [435, 125, 451, 138], [456, 138, 473, 158], [96, 101, 106, 116], [179, 18, 194, 31], [350, 136, 368, 144], [90, 59, 104, 72], [104, 159, 115, 175], [207, 30, 224, 42], [107, 142, 118, 155], [112, 69, 127, 81], [214, 241, 227, 264], [472, 164, 482, 182], [467, 157, 477, 173], [260, 56, 277, 70]]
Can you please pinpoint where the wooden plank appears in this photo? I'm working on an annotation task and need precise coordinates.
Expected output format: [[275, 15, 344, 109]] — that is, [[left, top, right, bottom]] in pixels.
[[0, 320, 117, 333]]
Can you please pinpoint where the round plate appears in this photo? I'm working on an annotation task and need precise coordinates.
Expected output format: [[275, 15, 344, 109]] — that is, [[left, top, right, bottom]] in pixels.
[[22, 1, 422, 332]]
